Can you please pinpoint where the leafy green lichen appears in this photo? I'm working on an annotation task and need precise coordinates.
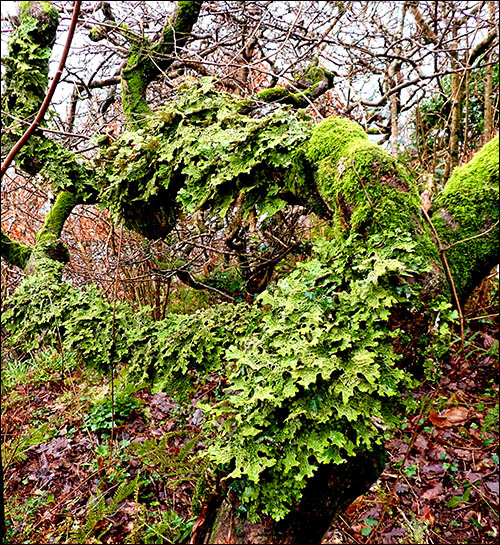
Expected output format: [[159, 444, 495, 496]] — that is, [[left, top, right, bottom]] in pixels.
[[1, 1, 58, 128], [201, 229, 435, 521], [97, 78, 317, 238]]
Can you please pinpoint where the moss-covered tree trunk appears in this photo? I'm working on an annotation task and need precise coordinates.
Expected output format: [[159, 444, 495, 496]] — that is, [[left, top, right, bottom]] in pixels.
[[1, 3, 499, 545]]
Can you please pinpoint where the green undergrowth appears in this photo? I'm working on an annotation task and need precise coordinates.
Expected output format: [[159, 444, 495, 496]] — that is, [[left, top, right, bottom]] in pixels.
[[1, 349, 200, 544]]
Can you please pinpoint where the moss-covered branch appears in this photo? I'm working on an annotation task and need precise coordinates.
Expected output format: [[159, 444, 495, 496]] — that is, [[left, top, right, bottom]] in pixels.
[[1, 1, 59, 123], [1, 231, 32, 269], [1, 191, 78, 271], [35, 190, 79, 245], [241, 61, 336, 111], [120, 0, 203, 125], [1, 2, 97, 200]]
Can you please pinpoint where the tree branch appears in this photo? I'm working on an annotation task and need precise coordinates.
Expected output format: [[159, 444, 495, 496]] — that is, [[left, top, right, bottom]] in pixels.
[[1, 230, 32, 269], [1, 2, 81, 179], [120, 0, 203, 125]]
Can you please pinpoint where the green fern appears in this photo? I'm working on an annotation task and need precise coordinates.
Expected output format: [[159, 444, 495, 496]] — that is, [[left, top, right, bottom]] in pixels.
[[128, 432, 205, 488], [70, 474, 142, 543]]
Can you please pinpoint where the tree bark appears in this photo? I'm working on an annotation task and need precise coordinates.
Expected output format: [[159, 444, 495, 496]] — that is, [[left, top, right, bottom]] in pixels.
[[483, 2, 497, 143], [203, 447, 385, 544]]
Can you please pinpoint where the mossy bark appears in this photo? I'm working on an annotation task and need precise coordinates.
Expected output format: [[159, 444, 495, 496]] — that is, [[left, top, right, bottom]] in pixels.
[[1, 5, 499, 544], [1, 231, 32, 269], [431, 136, 499, 303], [35, 191, 79, 245], [1, 1, 96, 200]]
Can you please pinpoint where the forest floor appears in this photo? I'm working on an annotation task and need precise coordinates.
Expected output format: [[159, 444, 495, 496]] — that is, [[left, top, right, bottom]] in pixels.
[[1, 274, 498, 544]]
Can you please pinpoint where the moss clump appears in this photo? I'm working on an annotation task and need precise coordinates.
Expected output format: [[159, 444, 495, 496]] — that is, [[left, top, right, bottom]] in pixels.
[[306, 118, 367, 164], [432, 136, 499, 302], [305, 118, 437, 266]]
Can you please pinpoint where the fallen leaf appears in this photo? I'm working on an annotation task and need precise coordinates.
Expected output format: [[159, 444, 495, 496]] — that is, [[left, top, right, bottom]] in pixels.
[[482, 333, 495, 349], [485, 481, 499, 495], [414, 434, 429, 453], [428, 410, 447, 427], [418, 507, 435, 525], [429, 407, 469, 427], [475, 458, 495, 471], [465, 471, 484, 484], [421, 462, 445, 475], [381, 527, 406, 544], [421, 483, 443, 501]]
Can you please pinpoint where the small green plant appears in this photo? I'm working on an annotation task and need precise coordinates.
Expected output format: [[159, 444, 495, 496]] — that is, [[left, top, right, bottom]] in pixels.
[[403, 463, 418, 478], [1, 348, 78, 393], [2, 422, 53, 472], [128, 431, 205, 488], [85, 386, 143, 432], [360, 516, 378, 535], [482, 403, 499, 436], [4, 491, 50, 543], [128, 509, 195, 544], [402, 513, 430, 544], [446, 483, 472, 508]]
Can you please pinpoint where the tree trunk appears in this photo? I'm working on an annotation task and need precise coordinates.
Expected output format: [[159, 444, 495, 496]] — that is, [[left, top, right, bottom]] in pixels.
[[203, 447, 385, 544], [445, 23, 464, 182], [483, 2, 496, 143]]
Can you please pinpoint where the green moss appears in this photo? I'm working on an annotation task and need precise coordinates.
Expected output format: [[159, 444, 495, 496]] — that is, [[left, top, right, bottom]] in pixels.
[[89, 26, 105, 42], [121, 49, 154, 124], [166, 1, 203, 41], [432, 136, 499, 302], [1, 231, 32, 269], [305, 118, 436, 258], [2, 1, 58, 125], [36, 191, 78, 245], [306, 118, 367, 164], [252, 86, 305, 108], [121, 1, 202, 125]]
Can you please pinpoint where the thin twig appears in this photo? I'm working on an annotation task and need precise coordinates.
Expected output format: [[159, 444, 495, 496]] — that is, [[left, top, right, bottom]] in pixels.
[[442, 221, 499, 250], [109, 230, 123, 454], [421, 207, 465, 353], [1, 111, 91, 140]]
